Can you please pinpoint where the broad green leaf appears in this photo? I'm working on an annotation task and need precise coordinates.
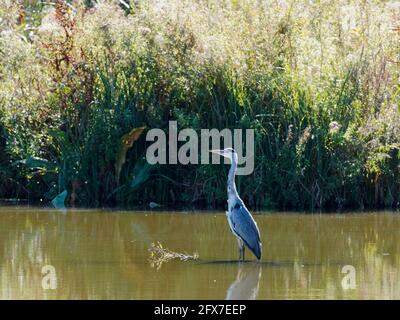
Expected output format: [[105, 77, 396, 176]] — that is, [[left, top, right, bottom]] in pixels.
[[149, 202, 161, 208], [115, 126, 145, 183], [14, 157, 55, 170], [48, 128, 75, 155], [51, 190, 68, 209], [131, 158, 153, 190], [48, 128, 67, 146]]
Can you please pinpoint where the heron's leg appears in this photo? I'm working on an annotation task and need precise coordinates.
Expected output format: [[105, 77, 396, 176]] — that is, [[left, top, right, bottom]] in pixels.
[[237, 238, 245, 262], [237, 239, 241, 261]]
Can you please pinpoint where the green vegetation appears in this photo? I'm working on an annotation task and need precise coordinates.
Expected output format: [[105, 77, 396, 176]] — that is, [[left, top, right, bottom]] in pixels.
[[0, 0, 399, 210]]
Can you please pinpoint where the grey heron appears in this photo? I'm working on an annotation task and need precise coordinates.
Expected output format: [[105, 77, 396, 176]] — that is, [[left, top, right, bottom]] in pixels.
[[211, 148, 262, 261]]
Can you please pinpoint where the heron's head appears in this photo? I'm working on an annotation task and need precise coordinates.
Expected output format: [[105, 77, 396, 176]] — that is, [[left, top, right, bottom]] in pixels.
[[210, 148, 237, 162]]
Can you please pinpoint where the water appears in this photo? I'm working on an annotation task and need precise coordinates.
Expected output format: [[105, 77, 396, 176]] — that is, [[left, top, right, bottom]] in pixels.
[[0, 207, 399, 299]]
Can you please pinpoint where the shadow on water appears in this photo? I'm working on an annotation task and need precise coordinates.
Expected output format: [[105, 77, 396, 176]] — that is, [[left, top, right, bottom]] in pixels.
[[198, 260, 304, 267], [197, 259, 343, 267]]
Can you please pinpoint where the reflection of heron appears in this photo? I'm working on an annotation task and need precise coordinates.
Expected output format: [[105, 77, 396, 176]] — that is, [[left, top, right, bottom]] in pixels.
[[211, 148, 261, 261], [226, 263, 262, 300]]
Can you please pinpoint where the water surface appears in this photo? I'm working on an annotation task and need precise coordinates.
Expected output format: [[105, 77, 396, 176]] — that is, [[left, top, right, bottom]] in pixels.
[[0, 207, 399, 299]]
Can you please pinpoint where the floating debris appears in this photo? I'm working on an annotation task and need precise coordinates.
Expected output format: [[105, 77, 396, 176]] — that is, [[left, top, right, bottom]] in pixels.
[[148, 242, 198, 270]]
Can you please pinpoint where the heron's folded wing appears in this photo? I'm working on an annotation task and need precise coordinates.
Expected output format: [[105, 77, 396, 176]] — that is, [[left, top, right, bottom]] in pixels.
[[230, 205, 261, 248]]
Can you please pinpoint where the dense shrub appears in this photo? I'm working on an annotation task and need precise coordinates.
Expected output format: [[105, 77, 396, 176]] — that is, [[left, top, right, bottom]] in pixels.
[[0, 0, 399, 210]]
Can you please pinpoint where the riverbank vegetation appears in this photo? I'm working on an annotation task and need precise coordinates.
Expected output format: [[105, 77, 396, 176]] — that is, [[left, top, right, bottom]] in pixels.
[[0, 0, 399, 210]]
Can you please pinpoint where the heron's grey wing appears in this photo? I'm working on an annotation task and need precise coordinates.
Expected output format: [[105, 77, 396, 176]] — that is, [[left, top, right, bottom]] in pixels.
[[230, 204, 262, 259]]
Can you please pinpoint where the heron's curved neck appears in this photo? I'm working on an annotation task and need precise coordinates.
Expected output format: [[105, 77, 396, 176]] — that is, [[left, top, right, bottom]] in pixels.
[[227, 156, 238, 197]]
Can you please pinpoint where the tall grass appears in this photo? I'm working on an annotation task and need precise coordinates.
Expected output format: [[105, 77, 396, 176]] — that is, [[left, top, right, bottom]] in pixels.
[[0, 0, 399, 210]]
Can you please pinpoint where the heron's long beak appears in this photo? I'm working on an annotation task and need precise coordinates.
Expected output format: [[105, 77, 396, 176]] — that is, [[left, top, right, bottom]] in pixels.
[[210, 149, 224, 156]]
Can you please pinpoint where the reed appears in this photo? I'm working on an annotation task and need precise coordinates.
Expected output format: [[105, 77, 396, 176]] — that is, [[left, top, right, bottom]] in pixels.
[[0, 0, 399, 210]]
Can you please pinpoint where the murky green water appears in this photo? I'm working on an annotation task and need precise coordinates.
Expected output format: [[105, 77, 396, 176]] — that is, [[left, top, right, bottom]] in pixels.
[[0, 207, 399, 299]]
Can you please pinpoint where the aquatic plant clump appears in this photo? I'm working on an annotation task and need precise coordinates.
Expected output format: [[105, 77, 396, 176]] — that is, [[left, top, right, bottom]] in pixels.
[[149, 242, 199, 270]]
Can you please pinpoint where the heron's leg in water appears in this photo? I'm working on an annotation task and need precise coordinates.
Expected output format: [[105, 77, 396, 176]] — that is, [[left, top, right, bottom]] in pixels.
[[237, 238, 245, 261]]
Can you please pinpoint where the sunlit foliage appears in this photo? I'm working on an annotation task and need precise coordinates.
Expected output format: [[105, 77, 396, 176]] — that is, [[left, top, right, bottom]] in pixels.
[[0, 0, 399, 210]]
